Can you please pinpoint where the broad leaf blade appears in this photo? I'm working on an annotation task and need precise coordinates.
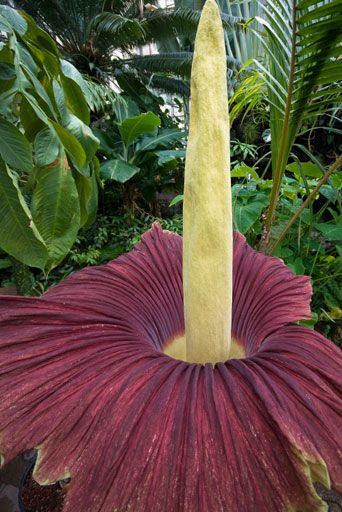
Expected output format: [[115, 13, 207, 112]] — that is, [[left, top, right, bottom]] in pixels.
[[74, 170, 98, 228], [34, 127, 60, 167], [234, 201, 266, 234], [100, 159, 140, 183], [0, 5, 27, 35], [154, 149, 186, 166], [61, 75, 90, 125], [0, 116, 33, 172], [119, 112, 160, 146], [137, 129, 186, 152], [0, 160, 47, 268], [65, 115, 99, 169], [31, 157, 80, 269], [51, 122, 87, 170]]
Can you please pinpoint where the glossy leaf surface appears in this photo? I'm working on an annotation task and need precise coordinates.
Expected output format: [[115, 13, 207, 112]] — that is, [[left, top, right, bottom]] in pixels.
[[31, 157, 81, 269]]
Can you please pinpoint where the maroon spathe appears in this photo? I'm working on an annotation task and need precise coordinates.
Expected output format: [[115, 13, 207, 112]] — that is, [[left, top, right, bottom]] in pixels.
[[0, 224, 341, 511]]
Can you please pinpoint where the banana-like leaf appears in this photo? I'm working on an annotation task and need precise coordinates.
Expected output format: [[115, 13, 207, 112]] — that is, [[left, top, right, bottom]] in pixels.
[[31, 156, 80, 270], [0, 159, 47, 268], [154, 149, 186, 166], [60, 75, 90, 125], [137, 129, 186, 152], [34, 127, 60, 167], [0, 116, 33, 172], [100, 159, 140, 183], [118, 112, 161, 147], [60, 60, 94, 107], [65, 115, 100, 169], [0, 5, 27, 35], [74, 168, 98, 228], [51, 122, 87, 171]]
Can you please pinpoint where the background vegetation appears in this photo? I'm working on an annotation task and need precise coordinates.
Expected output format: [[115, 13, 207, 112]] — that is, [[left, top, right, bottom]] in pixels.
[[0, 0, 341, 344]]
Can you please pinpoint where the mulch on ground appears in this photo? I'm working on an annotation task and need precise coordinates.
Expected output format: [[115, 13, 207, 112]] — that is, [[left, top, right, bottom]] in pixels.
[[21, 476, 65, 512]]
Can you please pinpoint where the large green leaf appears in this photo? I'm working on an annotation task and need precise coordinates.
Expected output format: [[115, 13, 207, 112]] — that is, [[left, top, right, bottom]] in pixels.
[[34, 127, 60, 167], [74, 170, 98, 228], [119, 112, 160, 147], [0, 116, 33, 172], [154, 149, 186, 166], [21, 12, 60, 76], [31, 157, 80, 269], [51, 121, 87, 170], [92, 128, 119, 157], [234, 201, 266, 234], [61, 75, 90, 125], [0, 160, 47, 268], [66, 115, 99, 168], [286, 161, 323, 180], [113, 97, 139, 123], [23, 93, 79, 171], [52, 79, 70, 125], [100, 159, 140, 183], [137, 128, 186, 152], [60, 60, 92, 107], [315, 221, 342, 241], [0, 5, 27, 35]]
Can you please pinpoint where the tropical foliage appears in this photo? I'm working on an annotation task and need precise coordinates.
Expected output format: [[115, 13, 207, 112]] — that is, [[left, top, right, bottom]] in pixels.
[[0, 3, 341, 511], [0, 5, 99, 271], [96, 105, 185, 211], [230, 0, 342, 248], [10, 0, 244, 98]]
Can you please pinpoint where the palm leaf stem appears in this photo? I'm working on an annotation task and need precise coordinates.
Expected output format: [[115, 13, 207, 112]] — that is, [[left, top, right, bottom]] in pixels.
[[268, 154, 342, 254], [260, 0, 297, 252]]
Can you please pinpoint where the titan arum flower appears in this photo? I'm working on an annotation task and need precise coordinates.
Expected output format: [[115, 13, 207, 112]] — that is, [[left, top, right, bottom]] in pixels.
[[0, 1, 341, 511]]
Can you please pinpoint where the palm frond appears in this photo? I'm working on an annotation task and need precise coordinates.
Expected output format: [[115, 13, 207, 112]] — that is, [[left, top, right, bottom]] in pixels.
[[103, 0, 139, 18], [14, 0, 102, 47], [142, 74, 190, 97], [253, 0, 342, 246], [88, 12, 145, 48], [143, 7, 242, 44], [129, 52, 241, 77], [129, 52, 193, 75], [83, 78, 119, 113], [218, 0, 263, 63]]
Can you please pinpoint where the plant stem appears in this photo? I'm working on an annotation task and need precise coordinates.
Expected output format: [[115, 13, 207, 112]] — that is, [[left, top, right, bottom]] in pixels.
[[259, 0, 297, 252], [268, 155, 342, 254]]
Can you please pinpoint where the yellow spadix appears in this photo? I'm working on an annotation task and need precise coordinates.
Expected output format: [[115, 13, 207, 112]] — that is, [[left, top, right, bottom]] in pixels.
[[165, 0, 232, 364]]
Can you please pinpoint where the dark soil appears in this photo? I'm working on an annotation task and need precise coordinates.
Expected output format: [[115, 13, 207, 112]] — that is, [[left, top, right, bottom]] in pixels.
[[315, 483, 342, 512], [21, 476, 65, 512]]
